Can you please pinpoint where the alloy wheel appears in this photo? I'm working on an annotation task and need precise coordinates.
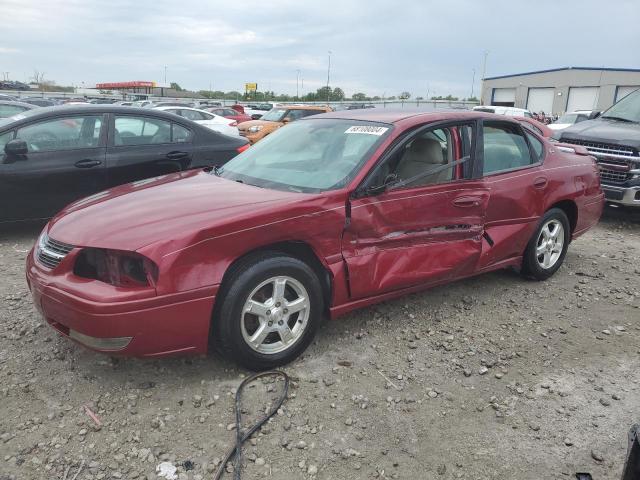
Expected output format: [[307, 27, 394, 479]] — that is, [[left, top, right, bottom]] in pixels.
[[535, 219, 565, 269], [240, 276, 310, 354]]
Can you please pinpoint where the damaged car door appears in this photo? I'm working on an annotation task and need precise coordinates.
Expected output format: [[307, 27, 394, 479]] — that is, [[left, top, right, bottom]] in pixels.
[[342, 122, 489, 299]]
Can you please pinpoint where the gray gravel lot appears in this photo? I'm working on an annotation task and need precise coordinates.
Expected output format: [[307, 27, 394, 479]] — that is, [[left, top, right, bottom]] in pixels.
[[0, 207, 638, 480]]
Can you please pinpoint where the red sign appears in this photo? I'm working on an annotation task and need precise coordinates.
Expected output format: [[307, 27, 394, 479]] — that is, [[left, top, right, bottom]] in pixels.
[[95, 81, 156, 89]]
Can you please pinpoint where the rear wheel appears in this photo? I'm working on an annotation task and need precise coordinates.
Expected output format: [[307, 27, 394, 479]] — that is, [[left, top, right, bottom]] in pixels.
[[521, 208, 570, 280], [214, 253, 323, 370]]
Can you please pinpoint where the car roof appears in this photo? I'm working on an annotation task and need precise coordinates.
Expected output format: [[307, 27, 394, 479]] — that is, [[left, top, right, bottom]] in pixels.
[[304, 108, 505, 125], [0, 105, 211, 130], [0, 100, 38, 109], [278, 105, 330, 111]]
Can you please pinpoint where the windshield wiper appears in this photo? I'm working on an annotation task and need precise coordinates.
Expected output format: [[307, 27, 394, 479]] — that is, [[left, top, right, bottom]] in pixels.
[[213, 165, 224, 176], [601, 116, 634, 123]]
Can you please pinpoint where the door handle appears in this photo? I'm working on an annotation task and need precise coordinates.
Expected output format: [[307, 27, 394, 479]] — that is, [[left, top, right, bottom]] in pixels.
[[452, 196, 482, 208], [166, 151, 188, 160], [74, 159, 102, 168], [533, 177, 548, 189]]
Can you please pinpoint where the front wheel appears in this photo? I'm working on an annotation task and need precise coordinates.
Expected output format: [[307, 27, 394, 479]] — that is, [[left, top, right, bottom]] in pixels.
[[213, 253, 324, 370], [521, 208, 570, 280]]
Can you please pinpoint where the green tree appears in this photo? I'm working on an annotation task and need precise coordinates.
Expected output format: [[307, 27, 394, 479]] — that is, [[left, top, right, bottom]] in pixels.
[[352, 92, 367, 101], [331, 87, 345, 101], [465, 96, 479, 102], [399, 91, 411, 100], [170, 82, 183, 91], [315, 86, 332, 101]]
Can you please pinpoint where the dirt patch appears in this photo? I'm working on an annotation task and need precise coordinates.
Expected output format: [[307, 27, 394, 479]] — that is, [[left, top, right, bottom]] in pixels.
[[1, 207, 638, 479]]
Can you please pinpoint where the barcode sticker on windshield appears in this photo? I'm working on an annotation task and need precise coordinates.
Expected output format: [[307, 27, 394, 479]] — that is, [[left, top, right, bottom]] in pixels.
[[345, 126, 388, 135]]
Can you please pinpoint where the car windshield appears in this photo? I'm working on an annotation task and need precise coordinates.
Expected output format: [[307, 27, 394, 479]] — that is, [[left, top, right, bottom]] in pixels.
[[601, 88, 640, 122], [260, 108, 287, 121], [220, 118, 392, 193], [556, 114, 578, 124]]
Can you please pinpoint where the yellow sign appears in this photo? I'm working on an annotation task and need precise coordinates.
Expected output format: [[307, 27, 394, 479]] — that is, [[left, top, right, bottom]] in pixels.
[[245, 83, 258, 92]]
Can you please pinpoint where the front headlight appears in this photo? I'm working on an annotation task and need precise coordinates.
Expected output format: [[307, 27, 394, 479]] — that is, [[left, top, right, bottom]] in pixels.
[[74, 248, 158, 288], [248, 125, 263, 133]]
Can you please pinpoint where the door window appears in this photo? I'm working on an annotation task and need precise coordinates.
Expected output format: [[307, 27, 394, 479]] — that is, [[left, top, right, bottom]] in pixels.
[[482, 122, 534, 174], [114, 116, 172, 145], [370, 124, 472, 189], [525, 131, 544, 162], [172, 124, 192, 143], [180, 109, 205, 121], [16, 116, 103, 152]]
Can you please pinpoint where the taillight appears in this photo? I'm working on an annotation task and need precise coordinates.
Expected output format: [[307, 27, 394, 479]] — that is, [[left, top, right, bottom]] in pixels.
[[229, 121, 238, 127], [237, 144, 250, 153], [74, 248, 158, 288]]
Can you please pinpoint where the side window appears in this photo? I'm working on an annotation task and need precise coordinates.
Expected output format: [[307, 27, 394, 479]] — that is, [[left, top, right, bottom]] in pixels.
[[284, 110, 304, 121], [520, 121, 542, 135], [525, 132, 544, 162], [114, 116, 171, 145], [16, 116, 102, 152], [482, 122, 534, 175], [225, 109, 237, 116], [200, 111, 214, 120], [181, 109, 204, 121], [172, 124, 192, 143], [371, 125, 471, 189]]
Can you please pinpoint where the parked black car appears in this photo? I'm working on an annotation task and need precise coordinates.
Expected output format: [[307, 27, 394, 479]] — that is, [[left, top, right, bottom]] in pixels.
[[0, 100, 37, 118], [0, 105, 249, 223], [558, 88, 640, 208]]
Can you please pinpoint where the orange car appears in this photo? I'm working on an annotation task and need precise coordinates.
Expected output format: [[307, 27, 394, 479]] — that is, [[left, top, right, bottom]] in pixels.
[[238, 105, 332, 143]]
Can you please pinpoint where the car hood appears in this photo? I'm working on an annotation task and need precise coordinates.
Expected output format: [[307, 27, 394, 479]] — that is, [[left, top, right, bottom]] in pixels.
[[559, 118, 640, 148], [237, 120, 281, 130], [47, 169, 309, 252]]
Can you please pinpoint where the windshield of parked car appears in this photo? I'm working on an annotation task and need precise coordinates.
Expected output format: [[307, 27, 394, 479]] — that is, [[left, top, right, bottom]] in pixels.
[[219, 119, 392, 192], [601, 88, 640, 122], [260, 109, 287, 122]]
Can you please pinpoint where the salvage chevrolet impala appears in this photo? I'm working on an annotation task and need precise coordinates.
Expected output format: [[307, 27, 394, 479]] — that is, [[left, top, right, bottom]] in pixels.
[[26, 110, 604, 370]]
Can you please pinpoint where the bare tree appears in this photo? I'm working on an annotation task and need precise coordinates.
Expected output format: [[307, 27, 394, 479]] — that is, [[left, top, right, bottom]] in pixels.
[[31, 70, 46, 85]]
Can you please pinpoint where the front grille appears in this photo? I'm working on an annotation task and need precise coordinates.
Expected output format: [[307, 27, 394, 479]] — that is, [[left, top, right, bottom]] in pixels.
[[37, 234, 74, 269], [562, 139, 639, 184]]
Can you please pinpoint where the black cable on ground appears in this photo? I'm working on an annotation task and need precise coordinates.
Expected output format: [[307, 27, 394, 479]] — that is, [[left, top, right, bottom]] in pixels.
[[213, 371, 290, 480]]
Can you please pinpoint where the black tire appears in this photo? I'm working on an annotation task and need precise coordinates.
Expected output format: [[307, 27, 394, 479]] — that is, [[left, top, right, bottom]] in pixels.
[[521, 208, 571, 281], [213, 252, 324, 370]]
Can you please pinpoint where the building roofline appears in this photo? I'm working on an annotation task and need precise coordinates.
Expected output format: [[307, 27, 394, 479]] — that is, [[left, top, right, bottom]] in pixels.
[[483, 66, 640, 81]]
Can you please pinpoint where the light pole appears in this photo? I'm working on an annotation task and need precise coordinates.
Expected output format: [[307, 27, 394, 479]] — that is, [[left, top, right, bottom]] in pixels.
[[326, 50, 332, 103], [296, 69, 301, 99], [470, 69, 476, 100], [164, 66, 167, 85], [480, 51, 488, 104]]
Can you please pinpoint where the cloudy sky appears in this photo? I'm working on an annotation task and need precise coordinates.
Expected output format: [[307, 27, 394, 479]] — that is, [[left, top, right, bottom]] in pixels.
[[2, 0, 639, 98]]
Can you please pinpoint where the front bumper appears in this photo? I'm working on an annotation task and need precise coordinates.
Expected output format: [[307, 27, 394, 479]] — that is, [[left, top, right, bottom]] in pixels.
[[601, 184, 640, 207], [26, 248, 217, 357]]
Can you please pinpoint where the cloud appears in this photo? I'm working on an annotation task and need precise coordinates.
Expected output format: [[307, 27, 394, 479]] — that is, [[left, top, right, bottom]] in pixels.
[[1, 0, 638, 97]]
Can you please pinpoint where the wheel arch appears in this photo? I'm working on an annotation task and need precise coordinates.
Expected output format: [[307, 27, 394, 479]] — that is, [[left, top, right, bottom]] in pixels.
[[215, 240, 333, 316], [548, 199, 578, 235]]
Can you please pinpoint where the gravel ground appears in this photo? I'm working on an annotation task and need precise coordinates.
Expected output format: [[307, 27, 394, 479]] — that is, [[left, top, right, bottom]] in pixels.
[[1, 207, 638, 480]]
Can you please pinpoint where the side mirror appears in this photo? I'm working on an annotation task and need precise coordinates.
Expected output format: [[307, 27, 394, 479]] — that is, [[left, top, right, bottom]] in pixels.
[[5, 139, 28, 156], [356, 173, 398, 197], [589, 111, 601, 120], [251, 114, 262, 120], [282, 117, 292, 123]]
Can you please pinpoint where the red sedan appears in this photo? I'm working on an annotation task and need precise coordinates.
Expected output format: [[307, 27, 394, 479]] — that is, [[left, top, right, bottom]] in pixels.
[[26, 111, 604, 370], [206, 107, 252, 124]]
